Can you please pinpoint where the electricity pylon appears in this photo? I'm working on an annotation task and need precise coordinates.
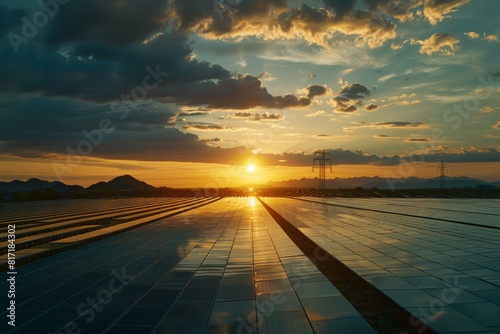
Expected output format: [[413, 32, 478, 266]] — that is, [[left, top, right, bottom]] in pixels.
[[312, 150, 332, 191], [436, 161, 447, 189]]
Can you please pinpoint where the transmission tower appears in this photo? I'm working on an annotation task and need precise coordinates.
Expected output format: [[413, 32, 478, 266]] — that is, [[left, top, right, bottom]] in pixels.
[[312, 150, 332, 191], [436, 161, 447, 189]]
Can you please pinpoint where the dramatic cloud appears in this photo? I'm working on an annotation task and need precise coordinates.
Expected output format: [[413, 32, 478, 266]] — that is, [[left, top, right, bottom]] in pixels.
[[364, 0, 417, 22], [1, 32, 309, 110], [0, 96, 253, 164], [405, 137, 431, 142], [305, 84, 328, 99], [375, 122, 428, 128], [410, 147, 500, 163], [168, 110, 210, 124], [330, 96, 351, 105], [183, 123, 236, 131], [329, 97, 358, 113], [256, 147, 500, 166], [1, 96, 499, 167], [0, 5, 27, 33], [423, 0, 470, 26], [223, 112, 285, 121], [323, 0, 357, 18], [164, 74, 311, 109], [257, 148, 401, 166], [172, 3, 397, 48], [412, 33, 460, 56], [335, 104, 358, 113], [373, 134, 399, 139], [0, 0, 497, 181], [338, 83, 370, 99], [344, 121, 429, 131], [329, 83, 370, 113], [44, 0, 171, 45]]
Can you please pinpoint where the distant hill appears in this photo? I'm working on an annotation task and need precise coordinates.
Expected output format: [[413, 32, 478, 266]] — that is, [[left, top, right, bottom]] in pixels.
[[2, 175, 498, 194], [264, 176, 500, 190], [87, 175, 157, 191], [0, 178, 84, 192]]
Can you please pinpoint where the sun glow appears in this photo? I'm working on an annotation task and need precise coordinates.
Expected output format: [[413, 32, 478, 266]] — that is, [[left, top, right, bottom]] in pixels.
[[247, 164, 256, 172]]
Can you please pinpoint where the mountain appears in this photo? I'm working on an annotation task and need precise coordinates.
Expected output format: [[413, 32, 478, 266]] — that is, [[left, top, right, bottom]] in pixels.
[[265, 176, 499, 190], [86, 175, 157, 191], [0, 178, 84, 192]]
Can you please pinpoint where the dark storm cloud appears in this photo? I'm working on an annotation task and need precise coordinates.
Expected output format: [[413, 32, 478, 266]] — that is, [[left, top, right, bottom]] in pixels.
[[223, 112, 285, 121], [343, 121, 429, 132], [0, 96, 253, 164], [256, 147, 500, 166], [2, 96, 499, 166], [0, 0, 317, 168], [162, 74, 311, 109], [338, 83, 370, 99], [376, 121, 426, 128], [405, 138, 431, 142], [0, 6, 27, 33], [1, 32, 221, 99], [0, 31, 308, 109], [172, 0, 289, 34], [305, 85, 328, 99], [183, 123, 236, 131], [418, 148, 500, 164], [0, 97, 171, 137], [329, 83, 369, 113], [373, 134, 399, 139], [335, 105, 358, 113], [323, 0, 357, 18], [44, 0, 170, 45], [331, 96, 350, 104], [257, 148, 402, 166]]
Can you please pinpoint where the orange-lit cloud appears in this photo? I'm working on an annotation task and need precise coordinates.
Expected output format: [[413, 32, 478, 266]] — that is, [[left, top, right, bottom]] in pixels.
[[174, 3, 397, 48], [412, 33, 460, 55], [423, 0, 470, 26]]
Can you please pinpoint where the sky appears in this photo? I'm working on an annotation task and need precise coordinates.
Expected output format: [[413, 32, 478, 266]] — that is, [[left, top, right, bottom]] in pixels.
[[0, 0, 499, 188]]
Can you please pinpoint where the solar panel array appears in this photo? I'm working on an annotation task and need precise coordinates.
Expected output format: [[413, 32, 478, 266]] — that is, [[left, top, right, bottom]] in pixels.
[[2, 196, 499, 333], [1, 198, 374, 333], [263, 197, 500, 333]]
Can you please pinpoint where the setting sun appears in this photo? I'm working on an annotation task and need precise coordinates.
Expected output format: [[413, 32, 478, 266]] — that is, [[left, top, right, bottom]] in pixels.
[[247, 164, 256, 173]]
